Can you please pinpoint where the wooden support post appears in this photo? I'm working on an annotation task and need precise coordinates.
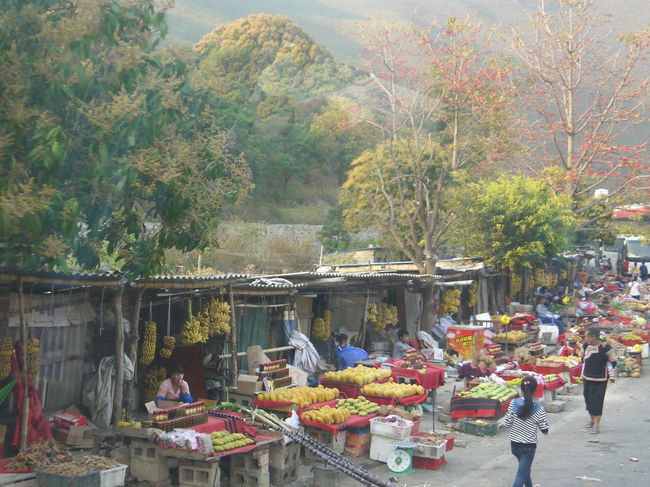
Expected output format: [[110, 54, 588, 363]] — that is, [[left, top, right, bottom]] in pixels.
[[228, 285, 238, 388], [18, 276, 29, 451], [112, 286, 125, 426], [128, 288, 145, 382]]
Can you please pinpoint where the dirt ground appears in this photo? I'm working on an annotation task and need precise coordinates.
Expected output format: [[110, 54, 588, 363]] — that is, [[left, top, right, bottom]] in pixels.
[[289, 370, 650, 487]]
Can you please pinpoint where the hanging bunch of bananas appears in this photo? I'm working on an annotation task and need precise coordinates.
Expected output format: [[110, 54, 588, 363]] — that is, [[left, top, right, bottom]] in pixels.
[[0, 338, 13, 380], [181, 310, 202, 345], [367, 303, 398, 332], [144, 366, 167, 403], [139, 321, 157, 366], [206, 298, 231, 336], [160, 336, 175, 359], [440, 289, 461, 314], [510, 273, 522, 295], [312, 317, 329, 340], [467, 281, 478, 308], [26, 338, 40, 377]]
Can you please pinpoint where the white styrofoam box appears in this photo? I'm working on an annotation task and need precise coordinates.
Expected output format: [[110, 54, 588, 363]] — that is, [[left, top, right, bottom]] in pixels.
[[369, 434, 400, 463], [642, 342, 649, 359], [100, 465, 128, 487], [410, 437, 447, 460], [539, 325, 559, 345], [369, 417, 413, 440]]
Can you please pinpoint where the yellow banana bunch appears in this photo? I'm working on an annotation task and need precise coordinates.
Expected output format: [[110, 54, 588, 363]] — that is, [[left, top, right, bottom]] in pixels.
[[160, 336, 175, 359], [207, 298, 230, 336], [26, 338, 39, 378], [139, 321, 156, 365], [440, 289, 461, 314], [144, 366, 167, 402], [302, 405, 350, 425], [312, 317, 329, 340], [511, 273, 522, 295], [367, 303, 398, 332], [181, 313, 203, 345], [0, 338, 13, 380], [468, 281, 478, 308]]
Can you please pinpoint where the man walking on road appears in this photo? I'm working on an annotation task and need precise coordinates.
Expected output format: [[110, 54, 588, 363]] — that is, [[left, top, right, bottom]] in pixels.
[[580, 327, 617, 434], [640, 262, 648, 282]]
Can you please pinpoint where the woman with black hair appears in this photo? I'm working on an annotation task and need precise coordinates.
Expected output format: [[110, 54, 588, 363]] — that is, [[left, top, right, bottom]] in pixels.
[[156, 364, 193, 405], [503, 376, 549, 487]]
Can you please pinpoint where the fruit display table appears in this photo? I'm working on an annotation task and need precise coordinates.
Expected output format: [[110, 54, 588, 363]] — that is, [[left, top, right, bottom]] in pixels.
[[449, 383, 518, 421], [389, 364, 445, 389]]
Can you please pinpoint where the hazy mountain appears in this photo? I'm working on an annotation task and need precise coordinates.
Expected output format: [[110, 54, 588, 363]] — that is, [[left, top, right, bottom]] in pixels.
[[166, 1, 648, 63]]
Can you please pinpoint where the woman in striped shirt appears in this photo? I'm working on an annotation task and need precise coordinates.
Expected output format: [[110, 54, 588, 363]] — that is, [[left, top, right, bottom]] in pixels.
[[504, 376, 549, 487]]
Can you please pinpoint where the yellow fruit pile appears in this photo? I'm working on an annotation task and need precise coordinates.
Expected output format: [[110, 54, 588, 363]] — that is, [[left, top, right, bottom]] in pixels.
[[210, 431, 254, 452], [302, 405, 350, 424], [0, 338, 13, 380], [312, 309, 331, 340], [505, 377, 522, 386], [494, 330, 528, 342], [322, 365, 392, 385], [367, 303, 398, 332], [439, 289, 461, 314], [256, 385, 338, 407], [160, 336, 175, 359], [26, 338, 39, 377], [362, 381, 424, 398], [139, 321, 156, 366], [181, 313, 203, 345], [144, 366, 167, 403]]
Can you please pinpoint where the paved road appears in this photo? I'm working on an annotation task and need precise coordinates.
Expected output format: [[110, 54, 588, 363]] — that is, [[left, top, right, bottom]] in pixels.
[[294, 371, 650, 487]]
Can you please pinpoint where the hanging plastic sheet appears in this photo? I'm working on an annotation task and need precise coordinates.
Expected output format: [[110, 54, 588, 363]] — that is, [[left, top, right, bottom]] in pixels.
[[288, 330, 319, 374], [82, 354, 133, 428]]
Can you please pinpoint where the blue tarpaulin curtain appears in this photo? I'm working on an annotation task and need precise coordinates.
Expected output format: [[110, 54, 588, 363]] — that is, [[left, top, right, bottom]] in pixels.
[[234, 307, 269, 372]]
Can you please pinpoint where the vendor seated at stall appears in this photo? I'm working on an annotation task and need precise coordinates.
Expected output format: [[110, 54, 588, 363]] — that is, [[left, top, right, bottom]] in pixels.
[[392, 329, 412, 359], [535, 295, 566, 335], [335, 333, 370, 370], [156, 364, 193, 405]]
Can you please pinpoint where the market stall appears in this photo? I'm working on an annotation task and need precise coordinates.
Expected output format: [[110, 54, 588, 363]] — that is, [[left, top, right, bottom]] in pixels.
[[449, 382, 517, 421]]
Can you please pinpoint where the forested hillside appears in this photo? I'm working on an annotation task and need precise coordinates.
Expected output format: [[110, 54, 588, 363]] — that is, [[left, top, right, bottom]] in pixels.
[[184, 14, 375, 224]]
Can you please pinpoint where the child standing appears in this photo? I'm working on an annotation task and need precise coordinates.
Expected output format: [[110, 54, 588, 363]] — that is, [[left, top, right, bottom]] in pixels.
[[503, 377, 549, 487]]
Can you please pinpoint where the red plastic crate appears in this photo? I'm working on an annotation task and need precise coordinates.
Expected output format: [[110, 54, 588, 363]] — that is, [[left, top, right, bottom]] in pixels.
[[445, 436, 455, 451], [53, 411, 87, 430], [413, 455, 446, 470]]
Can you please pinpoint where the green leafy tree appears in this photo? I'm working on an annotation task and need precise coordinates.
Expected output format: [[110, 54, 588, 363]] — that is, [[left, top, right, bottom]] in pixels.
[[318, 205, 351, 252], [455, 174, 575, 270], [0, 0, 252, 276]]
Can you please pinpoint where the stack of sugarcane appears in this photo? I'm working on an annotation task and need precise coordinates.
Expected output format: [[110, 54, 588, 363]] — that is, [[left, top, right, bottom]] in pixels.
[[218, 406, 397, 487]]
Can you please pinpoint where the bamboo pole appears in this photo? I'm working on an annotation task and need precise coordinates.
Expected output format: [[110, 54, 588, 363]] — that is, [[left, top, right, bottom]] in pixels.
[[112, 286, 125, 425], [217, 345, 294, 360], [128, 288, 145, 384], [228, 284, 238, 388], [18, 276, 29, 451]]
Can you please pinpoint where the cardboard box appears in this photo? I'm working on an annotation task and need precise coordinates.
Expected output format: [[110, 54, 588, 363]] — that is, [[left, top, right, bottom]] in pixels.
[[237, 374, 262, 394], [54, 425, 94, 448]]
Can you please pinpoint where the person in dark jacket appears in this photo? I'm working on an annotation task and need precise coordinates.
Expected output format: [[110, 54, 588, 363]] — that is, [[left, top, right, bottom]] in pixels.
[[335, 333, 369, 370], [580, 327, 617, 434]]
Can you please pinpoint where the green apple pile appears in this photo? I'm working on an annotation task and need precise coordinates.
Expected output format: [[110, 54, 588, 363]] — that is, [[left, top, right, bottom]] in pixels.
[[210, 430, 255, 452], [336, 396, 379, 417], [457, 382, 518, 401], [543, 374, 559, 382]]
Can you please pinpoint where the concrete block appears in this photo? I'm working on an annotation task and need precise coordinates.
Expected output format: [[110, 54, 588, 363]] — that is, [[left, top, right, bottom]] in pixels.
[[129, 439, 169, 482], [542, 400, 566, 413], [230, 466, 269, 487], [179, 460, 220, 487], [270, 465, 297, 486], [269, 441, 299, 472]]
